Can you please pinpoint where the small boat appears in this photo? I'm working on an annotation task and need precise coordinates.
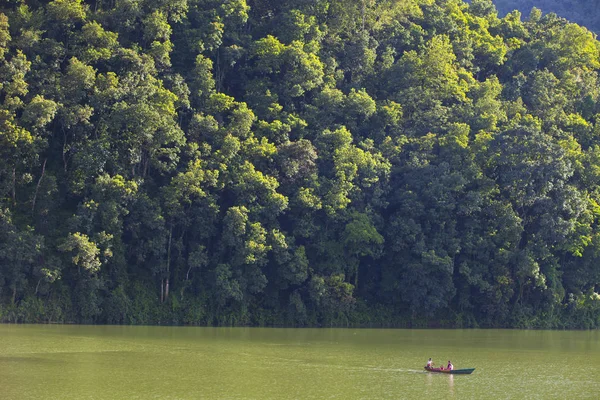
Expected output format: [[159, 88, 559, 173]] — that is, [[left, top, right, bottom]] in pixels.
[[424, 366, 475, 375]]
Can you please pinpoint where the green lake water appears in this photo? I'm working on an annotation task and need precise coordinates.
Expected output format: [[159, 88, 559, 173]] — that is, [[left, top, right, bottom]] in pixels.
[[1, 325, 599, 399]]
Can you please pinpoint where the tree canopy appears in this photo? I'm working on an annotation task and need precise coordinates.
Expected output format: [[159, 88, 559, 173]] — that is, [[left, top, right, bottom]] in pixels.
[[492, 0, 600, 33], [1, 0, 600, 328]]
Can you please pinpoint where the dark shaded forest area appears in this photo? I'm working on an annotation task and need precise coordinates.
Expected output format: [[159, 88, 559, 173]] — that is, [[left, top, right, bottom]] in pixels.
[[1, 0, 600, 328]]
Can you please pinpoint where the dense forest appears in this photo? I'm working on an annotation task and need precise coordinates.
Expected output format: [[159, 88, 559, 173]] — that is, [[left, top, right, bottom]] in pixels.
[[1, 0, 600, 328], [492, 0, 600, 32]]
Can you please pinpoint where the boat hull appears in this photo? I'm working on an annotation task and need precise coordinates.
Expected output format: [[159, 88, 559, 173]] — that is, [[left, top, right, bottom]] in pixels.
[[424, 366, 475, 375]]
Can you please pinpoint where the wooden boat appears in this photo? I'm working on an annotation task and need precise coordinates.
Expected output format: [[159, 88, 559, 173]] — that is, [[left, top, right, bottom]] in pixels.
[[424, 366, 475, 375]]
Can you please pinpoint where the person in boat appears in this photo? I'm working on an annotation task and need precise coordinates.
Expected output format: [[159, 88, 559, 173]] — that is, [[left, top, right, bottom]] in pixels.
[[447, 361, 453, 371], [426, 358, 433, 368]]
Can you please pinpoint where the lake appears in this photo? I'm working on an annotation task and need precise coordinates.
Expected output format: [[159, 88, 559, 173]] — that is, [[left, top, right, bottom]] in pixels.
[[1, 325, 598, 399]]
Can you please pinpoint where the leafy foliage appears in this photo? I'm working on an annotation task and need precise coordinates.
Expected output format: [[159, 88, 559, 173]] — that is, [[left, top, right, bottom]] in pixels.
[[492, 0, 600, 33], [1, 0, 600, 328]]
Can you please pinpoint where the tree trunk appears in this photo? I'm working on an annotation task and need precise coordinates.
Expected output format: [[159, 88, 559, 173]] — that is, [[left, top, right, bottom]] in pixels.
[[11, 167, 16, 204], [361, 0, 367, 31], [143, 156, 149, 178], [216, 50, 222, 93], [32, 159, 47, 213], [62, 128, 69, 172], [160, 279, 164, 303], [165, 226, 172, 300]]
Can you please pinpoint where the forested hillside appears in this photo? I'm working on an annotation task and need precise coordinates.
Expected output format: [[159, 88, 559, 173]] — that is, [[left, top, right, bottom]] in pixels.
[[1, 0, 600, 328], [493, 0, 600, 32]]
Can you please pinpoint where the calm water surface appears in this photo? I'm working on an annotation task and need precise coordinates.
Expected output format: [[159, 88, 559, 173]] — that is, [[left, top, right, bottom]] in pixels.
[[0, 325, 598, 399]]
